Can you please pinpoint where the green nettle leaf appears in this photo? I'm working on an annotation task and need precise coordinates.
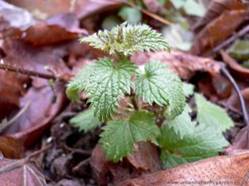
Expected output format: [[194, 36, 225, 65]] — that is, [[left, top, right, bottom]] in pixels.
[[159, 108, 229, 168], [70, 108, 101, 132], [195, 94, 234, 132], [183, 82, 194, 97], [118, 6, 142, 24], [135, 61, 185, 119], [66, 64, 95, 101], [164, 106, 194, 139], [80, 23, 169, 56], [100, 111, 160, 162], [67, 58, 136, 121]]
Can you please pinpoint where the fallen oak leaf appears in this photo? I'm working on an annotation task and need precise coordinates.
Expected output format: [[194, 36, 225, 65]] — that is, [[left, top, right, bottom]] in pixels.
[[119, 152, 249, 186]]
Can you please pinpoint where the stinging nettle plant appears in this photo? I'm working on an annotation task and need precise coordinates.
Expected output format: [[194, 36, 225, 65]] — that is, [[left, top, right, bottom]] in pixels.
[[67, 23, 234, 166]]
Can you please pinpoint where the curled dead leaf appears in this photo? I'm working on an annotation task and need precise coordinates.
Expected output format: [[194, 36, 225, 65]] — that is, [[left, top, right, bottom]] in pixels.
[[119, 152, 249, 186], [6, 79, 66, 147]]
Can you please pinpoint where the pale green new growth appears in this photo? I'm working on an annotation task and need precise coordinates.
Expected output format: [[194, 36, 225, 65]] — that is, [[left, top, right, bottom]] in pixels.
[[135, 61, 185, 119], [100, 111, 160, 162], [80, 23, 169, 56], [70, 108, 101, 132], [68, 58, 136, 121]]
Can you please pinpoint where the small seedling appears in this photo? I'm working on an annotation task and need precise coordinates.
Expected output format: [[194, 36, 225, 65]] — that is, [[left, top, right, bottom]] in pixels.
[[67, 23, 233, 167]]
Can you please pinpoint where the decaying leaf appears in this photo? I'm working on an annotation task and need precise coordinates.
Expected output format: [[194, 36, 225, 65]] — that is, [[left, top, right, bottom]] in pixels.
[[194, 0, 247, 32], [0, 158, 46, 186], [131, 51, 221, 80], [91, 143, 160, 186], [22, 13, 87, 46], [191, 9, 248, 55], [8, 0, 124, 20], [119, 152, 249, 186], [0, 136, 23, 159], [7, 79, 65, 147]]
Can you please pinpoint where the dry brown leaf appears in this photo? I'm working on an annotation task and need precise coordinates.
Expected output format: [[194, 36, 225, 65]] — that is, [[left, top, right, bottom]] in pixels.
[[127, 142, 160, 171], [8, 0, 73, 19], [191, 10, 248, 55], [1, 39, 70, 146], [0, 71, 25, 119], [131, 51, 221, 80], [91, 143, 160, 186], [8, 0, 124, 20], [23, 13, 87, 46], [7, 79, 66, 147], [0, 158, 46, 186], [0, 136, 23, 159], [194, 0, 247, 32], [75, 0, 124, 19], [119, 152, 249, 186]]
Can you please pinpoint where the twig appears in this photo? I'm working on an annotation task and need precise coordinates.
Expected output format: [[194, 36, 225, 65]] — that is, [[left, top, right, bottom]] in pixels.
[[0, 61, 69, 82], [213, 25, 249, 53], [220, 65, 249, 127], [72, 158, 90, 173], [125, 1, 172, 25]]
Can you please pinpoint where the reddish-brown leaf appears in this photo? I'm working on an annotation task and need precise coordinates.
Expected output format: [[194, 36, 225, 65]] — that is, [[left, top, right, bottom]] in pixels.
[[7, 79, 66, 147], [191, 10, 248, 55], [127, 142, 160, 171], [91, 143, 160, 186], [75, 0, 124, 19], [8, 0, 124, 20], [23, 13, 87, 46], [0, 136, 23, 159], [194, 0, 247, 32], [131, 51, 221, 80], [0, 158, 46, 186], [119, 152, 249, 186], [1, 39, 70, 146]]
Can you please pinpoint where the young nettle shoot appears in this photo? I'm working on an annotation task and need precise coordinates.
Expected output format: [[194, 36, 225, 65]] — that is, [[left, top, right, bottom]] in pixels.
[[67, 23, 233, 166]]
